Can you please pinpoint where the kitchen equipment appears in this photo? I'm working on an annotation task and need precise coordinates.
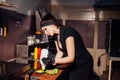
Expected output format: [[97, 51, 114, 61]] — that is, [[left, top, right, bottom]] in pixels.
[[27, 35, 36, 45]]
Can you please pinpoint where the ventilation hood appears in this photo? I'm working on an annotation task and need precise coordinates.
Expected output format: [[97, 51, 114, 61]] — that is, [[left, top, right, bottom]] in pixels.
[[0, 2, 18, 7], [0, 0, 17, 7], [0, 0, 51, 15], [94, 0, 120, 10]]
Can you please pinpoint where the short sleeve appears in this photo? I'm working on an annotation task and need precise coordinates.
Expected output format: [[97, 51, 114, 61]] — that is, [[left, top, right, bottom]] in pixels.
[[63, 27, 75, 40]]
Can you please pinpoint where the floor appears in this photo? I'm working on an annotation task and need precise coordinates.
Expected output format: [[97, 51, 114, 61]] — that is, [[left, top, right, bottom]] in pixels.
[[111, 68, 120, 80]]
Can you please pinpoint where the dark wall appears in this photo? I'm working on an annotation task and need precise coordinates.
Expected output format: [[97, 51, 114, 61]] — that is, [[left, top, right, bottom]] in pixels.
[[66, 20, 95, 48], [0, 8, 36, 61], [98, 21, 109, 49], [66, 20, 109, 50]]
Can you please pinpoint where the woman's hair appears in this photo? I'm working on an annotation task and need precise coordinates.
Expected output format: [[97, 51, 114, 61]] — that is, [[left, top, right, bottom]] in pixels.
[[40, 13, 64, 28]]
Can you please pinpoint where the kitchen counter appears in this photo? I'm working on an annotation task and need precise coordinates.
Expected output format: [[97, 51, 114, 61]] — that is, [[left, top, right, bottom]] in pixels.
[[0, 61, 31, 80], [30, 64, 69, 80]]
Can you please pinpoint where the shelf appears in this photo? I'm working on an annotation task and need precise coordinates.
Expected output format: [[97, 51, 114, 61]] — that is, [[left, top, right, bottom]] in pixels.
[[16, 57, 40, 61]]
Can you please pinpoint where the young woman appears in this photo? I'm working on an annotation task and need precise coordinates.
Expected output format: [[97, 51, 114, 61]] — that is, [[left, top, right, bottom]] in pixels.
[[40, 13, 95, 80]]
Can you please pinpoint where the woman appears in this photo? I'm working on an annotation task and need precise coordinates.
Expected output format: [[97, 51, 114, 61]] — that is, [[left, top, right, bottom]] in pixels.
[[40, 13, 95, 80]]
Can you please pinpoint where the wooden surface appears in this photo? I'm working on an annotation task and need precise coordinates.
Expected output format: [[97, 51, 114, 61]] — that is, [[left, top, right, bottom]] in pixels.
[[31, 70, 63, 80], [31, 64, 68, 80]]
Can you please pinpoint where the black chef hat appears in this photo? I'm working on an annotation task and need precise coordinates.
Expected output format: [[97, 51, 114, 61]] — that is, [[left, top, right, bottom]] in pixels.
[[40, 13, 57, 27]]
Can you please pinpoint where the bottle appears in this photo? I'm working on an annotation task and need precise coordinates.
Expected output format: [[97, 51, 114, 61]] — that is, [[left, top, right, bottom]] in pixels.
[[34, 47, 38, 70], [37, 47, 42, 69], [3, 25, 7, 37], [37, 47, 41, 59], [40, 49, 48, 70], [34, 47, 38, 59], [0, 27, 3, 36]]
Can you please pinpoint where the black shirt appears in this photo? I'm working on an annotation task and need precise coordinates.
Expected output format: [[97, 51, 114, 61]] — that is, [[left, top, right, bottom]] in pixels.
[[59, 26, 93, 66]]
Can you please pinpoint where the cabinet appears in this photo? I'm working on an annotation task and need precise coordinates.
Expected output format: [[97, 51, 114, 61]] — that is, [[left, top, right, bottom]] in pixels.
[[16, 42, 48, 64]]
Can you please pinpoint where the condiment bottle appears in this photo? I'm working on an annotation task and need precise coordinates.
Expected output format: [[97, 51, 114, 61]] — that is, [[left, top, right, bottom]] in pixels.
[[34, 47, 38, 70]]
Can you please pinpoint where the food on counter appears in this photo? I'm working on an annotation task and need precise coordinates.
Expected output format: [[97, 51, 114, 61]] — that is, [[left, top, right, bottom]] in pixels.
[[35, 67, 59, 75], [45, 68, 58, 75], [35, 69, 44, 74]]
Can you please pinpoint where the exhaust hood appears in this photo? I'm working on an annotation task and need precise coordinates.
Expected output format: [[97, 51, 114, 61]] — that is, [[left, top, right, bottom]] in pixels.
[[0, 2, 18, 7], [0, 0, 6, 3], [94, 0, 120, 10], [0, 0, 18, 7]]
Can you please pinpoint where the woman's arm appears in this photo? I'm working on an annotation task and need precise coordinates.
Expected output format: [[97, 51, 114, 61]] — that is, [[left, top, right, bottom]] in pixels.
[[55, 41, 63, 58], [55, 36, 75, 64]]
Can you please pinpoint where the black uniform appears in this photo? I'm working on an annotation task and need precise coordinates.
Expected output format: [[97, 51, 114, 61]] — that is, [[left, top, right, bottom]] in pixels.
[[57, 26, 94, 80]]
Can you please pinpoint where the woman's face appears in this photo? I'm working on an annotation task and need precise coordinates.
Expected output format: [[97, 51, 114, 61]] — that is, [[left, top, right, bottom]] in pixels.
[[42, 25, 54, 36]]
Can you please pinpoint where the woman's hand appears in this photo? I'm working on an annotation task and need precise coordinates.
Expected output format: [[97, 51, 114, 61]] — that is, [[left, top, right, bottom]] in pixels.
[[55, 52, 63, 58], [52, 61, 56, 65]]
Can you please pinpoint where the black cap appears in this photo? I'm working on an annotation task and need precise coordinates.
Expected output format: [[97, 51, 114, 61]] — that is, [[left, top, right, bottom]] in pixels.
[[40, 13, 57, 27]]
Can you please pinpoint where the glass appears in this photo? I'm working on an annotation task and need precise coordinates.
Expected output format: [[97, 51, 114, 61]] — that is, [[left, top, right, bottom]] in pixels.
[[27, 35, 35, 45], [40, 31, 49, 48], [40, 31, 48, 43]]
